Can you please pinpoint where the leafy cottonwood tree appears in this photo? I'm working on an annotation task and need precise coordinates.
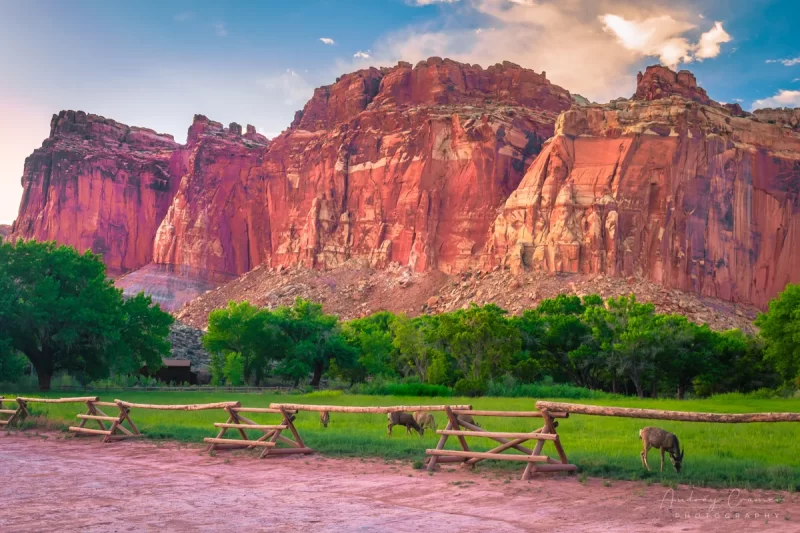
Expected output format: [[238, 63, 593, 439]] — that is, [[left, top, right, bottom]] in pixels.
[[755, 283, 800, 383], [0, 240, 173, 390]]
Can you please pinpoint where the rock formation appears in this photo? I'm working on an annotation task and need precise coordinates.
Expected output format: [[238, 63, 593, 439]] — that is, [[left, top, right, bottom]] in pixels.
[[0, 224, 10, 242], [9, 110, 184, 274], [9, 62, 800, 311], [488, 65, 800, 308], [149, 58, 571, 281]]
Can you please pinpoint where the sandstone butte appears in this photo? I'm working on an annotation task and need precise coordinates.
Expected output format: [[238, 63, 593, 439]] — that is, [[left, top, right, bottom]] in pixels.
[[8, 60, 800, 312], [0, 224, 10, 242]]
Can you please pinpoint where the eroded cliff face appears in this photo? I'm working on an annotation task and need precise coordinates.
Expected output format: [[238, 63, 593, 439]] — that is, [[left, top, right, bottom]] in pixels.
[[11, 61, 800, 311], [150, 58, 571, 277], [0, 224, 11, 242], [9, 110, 184, 273], [488, 66, 800, 308]]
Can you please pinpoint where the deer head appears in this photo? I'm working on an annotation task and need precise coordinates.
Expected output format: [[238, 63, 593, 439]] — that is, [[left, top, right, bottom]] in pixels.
[[670, 447, 685, 473]]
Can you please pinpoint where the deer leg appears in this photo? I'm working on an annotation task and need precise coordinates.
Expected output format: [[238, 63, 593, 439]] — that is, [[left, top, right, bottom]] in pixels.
[[387, 422, 393, 437], [660, 449, 665, 472], [641, 445, 651, 470]]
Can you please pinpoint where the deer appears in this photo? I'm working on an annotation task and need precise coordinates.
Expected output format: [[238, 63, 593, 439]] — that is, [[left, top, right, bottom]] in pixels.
[[319, 411, 330, 428], [413, 412, 436, 433], [639, 427, 684, 473], [456, 414, 480, 427], [387, 411, 424, 437]]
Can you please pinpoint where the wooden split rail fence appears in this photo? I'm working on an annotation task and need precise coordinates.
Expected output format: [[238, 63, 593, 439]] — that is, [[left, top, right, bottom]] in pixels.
[[425, 406, 576, 480], [205, 405, 311, 458], [0, 396, 30, 428]]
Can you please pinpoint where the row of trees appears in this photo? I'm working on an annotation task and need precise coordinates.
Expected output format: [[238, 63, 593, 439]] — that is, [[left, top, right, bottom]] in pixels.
[[0, 241, 174, 389], [2, 240, 798, 397], [203, 286, 800, 398]]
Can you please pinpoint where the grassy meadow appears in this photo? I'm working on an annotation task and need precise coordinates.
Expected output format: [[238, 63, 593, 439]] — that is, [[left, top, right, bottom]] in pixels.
[[4, 390, 799, 490]]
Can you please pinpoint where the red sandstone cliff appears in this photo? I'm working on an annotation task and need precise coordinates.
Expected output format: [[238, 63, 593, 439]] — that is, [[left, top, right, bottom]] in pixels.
[[487, 65, 800, 308], [9, 110, 185, 274], [0, 224, 11, 242], [151, 58, 571, 278], [9, 61, 800, 311]]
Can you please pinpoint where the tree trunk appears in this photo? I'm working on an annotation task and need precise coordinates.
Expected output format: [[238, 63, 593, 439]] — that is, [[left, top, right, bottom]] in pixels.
[[677, 385, 683, 400], [634, 381, 644, 398], [37, 371, 52, 391], [309, 361, 324, 387], [611, 377, 617, 394]]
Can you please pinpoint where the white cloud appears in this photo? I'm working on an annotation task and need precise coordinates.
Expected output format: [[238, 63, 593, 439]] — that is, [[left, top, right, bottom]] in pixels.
[[695, 21, 731, 60], [214, 22, 228, 37], [346, 0, 730, 103], [409, 0, 461, 5], [258, 69, 314, 106], [752, 90, 800, 110], [733, 98, 743, 103], [174, 12, 193, 22], [601, 14, 730, 69], [766, 57, 800, 67], [320, 37, 335, 45], [354, 51, 371, 59]]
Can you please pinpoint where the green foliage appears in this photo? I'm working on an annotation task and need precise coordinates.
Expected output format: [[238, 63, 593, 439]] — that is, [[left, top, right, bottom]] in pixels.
[[223, 353, 245, 386], [755, 283, 800, 383], [351, 380, 453, 397], [453, 378, 486, 397], [0, 240, 173, 390], [0, 347, 27, 383], [204, 301, 277, 383], [209, 353, 225, 387]]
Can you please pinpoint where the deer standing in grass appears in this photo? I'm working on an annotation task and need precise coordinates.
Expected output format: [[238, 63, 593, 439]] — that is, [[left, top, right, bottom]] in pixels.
[[639, 427, 684, 473], [387, 411, 424, 436], [319, 411, 330, 428], [413, 412, 436, 433]]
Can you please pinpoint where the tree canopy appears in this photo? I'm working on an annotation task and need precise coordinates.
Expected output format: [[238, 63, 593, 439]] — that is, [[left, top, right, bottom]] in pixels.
[[0, 240, 174, 389]]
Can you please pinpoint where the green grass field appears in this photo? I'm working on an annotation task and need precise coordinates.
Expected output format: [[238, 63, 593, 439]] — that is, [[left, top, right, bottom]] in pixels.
[[4, 390, 799, 490]]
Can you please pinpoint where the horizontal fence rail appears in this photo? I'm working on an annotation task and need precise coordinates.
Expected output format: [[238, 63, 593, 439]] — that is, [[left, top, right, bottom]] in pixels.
[[535, 401, 800, 423]]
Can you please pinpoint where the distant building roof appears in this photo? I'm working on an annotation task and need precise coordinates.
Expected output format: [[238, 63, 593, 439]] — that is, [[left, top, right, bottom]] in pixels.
[[162, 359, 192, 368]]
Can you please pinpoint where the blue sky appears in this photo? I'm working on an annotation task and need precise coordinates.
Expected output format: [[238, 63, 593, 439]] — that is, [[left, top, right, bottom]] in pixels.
[[1, 0, 799, 223]]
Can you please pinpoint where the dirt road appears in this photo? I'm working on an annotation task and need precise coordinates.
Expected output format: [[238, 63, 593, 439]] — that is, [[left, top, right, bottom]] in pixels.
[[2, 433, 797, 532]]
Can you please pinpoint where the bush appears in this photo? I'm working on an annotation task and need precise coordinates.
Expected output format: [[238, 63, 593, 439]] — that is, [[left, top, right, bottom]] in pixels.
[[454, 378, 487, 397], [351, 380, 453, 397], [484, 378, 619, 399]]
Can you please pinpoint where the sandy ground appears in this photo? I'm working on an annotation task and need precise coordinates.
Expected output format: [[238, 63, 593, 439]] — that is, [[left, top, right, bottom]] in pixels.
[[1, 432, 798, 533]]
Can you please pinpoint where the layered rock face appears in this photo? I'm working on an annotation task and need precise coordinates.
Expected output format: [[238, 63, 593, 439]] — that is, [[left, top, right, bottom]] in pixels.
[[0, 224, 10, 242], [11, 61, 800, 311], [9, 111, 184, 273], [488, 65, 800, 308], [151, 58, 571, 277]]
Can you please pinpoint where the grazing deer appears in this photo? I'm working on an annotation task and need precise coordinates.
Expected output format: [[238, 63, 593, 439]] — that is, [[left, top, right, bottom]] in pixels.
[[413, 412, 436, 433], [457, 414, 480, 427], [319, 411, 330, 428], [639, 427, 684, 473], [387, 411, 424, 437]]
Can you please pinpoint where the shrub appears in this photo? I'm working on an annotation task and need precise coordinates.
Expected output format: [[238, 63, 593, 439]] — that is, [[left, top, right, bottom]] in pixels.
[[454, 378, 487, 397]]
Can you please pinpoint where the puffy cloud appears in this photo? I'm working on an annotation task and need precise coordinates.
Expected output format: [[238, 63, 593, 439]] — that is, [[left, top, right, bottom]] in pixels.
[[354, 51, 371, 59], [351, 0, 731, 103], [601, 15, 730, 68], [214, 22, 228, 37], [695, 22, 732, 60], [258, 69, 314, 106], [320, 37, 335, 45], [752, 90, 800, 110], [766, 57, 800, 67]]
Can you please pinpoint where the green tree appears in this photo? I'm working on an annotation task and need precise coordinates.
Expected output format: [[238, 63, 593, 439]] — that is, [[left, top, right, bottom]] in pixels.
[[755, 283, 800, 383], [439, 304, 520, 382], [223, 352, 245, 386], [209, 352, 225, 386], [341, 312, 397, 382], [391, 314, 435, 382], [0, 240, 173, 390], [270, 298, 355, 386], [203, 301, 277, 384]]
